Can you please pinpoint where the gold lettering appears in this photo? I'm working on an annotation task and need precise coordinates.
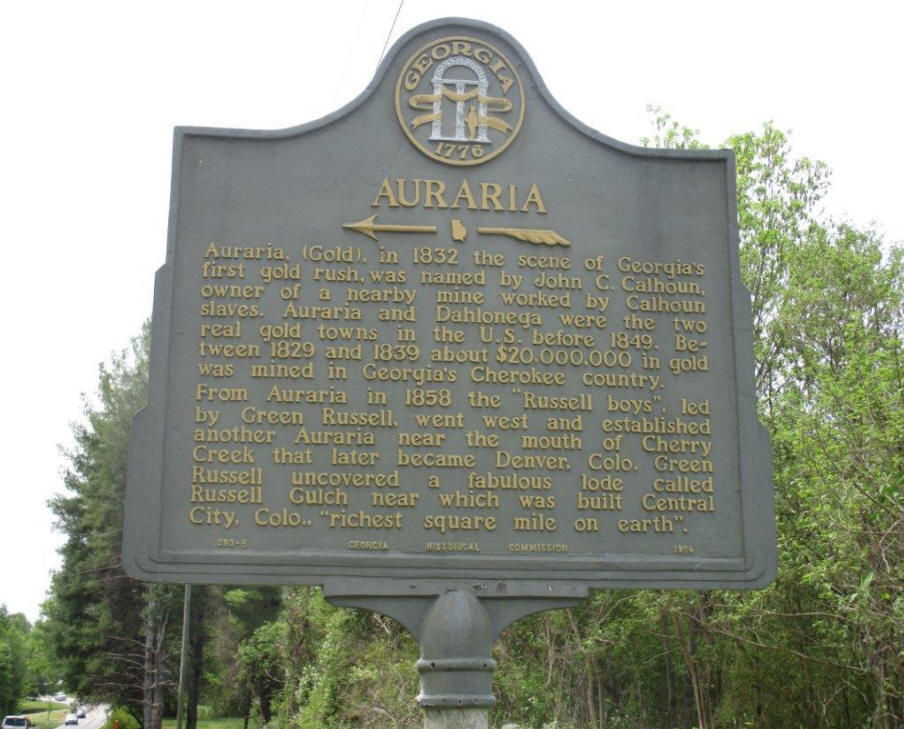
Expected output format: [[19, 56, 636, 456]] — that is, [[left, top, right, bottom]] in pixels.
[[451, 179, 477, 209], [520, 183, 547, 213], [371, 177, 399, 208], [396, 177, 422, 207], [479, 182, 503, 211], [423, 179, 448, 208]]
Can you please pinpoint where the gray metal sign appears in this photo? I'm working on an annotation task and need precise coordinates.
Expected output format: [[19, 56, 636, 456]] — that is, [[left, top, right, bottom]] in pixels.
[[124, 17, 775, 592]]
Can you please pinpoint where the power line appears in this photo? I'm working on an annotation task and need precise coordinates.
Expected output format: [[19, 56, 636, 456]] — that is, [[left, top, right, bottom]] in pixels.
[[376, 0, 405, 71]]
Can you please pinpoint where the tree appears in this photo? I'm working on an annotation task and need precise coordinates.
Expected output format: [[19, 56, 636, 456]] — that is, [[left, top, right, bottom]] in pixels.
[[0, 606, 29, 716], [196, 586, 283, 724], [24, 618, 60, 697], [45, 322, 182, 728], [761, 222, 904, 727], [645, 120, 904, 729]]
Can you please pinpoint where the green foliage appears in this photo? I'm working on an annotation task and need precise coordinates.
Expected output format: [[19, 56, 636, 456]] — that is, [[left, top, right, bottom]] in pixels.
[[283, 588, 419, 729], [0, 606, 29, 715], [729, 124, 832, 408], [19, 700, 71, 729], [659, 118, 903, 728], [17, 700, 68, 713], [291, 590, 360, 728], [762, 227, 904, 726], [236, 620, 284, 723], [24, 620, 61, 696], [331, 615, 419, 728], [101, 707, 141, 729], [43, 321, 183, 728], [640, 105, 708, 150], [162, 719, 249, 729], [200, 586, 283, 720], [493, 594, 697, 728], [44, 323, 152, 706]]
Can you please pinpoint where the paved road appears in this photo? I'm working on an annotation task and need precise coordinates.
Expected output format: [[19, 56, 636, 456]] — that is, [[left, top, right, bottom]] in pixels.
[[31, 697, 107, 729], [53, 705, 108, 729], [76, 706, 106, 729]]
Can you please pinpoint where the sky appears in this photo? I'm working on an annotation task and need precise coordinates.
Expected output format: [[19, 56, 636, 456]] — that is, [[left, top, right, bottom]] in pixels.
[[1, 0, 901, 624]]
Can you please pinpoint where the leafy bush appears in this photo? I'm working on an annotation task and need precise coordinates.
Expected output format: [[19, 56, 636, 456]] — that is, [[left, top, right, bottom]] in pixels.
[[100, 707, 140, 729]]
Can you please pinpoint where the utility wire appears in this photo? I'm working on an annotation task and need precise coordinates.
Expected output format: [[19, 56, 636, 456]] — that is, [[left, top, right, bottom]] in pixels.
[[377, 0, 405, 70]]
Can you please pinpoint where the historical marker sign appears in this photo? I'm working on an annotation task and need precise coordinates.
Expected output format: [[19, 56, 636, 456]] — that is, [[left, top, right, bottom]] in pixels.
[[124, 18, 775, 591]]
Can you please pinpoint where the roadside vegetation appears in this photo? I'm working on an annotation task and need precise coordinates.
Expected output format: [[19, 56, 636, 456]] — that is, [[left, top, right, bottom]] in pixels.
[[18, 700, 70, 729], [160, 719, 247, 729]]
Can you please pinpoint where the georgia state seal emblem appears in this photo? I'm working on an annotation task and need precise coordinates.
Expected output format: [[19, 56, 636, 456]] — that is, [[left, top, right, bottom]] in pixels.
[[395, 36, 525, 166]]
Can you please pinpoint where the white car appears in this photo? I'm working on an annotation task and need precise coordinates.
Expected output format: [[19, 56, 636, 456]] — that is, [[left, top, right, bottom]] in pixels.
[[2, 717, 32, 729], [64, 715, 78, 726]]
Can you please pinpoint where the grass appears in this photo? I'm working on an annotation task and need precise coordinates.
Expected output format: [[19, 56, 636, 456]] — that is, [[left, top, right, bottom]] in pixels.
[[17, 700, 71, 729], [161, 720, 249, 729]]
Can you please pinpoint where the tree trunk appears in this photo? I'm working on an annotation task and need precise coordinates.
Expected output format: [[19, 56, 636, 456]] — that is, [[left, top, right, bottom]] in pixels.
[[566, 609, 597, 728], [671, 602, 714, 729], [186, 586, 206, 729], [142, 586, 170, 729], [143, 591, 156, 729], [662, 605, 675, 724]]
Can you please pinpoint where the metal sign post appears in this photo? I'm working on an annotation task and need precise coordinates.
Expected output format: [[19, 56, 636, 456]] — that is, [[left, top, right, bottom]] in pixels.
[[175, 584, 192, 729]]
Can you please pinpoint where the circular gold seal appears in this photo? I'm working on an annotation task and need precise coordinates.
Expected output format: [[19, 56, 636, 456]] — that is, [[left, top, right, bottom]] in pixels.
[[395, 36, 525, 166]]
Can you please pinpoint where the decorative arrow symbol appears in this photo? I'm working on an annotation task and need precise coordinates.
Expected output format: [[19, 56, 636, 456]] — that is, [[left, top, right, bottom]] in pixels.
[[477, 227, 570, 246], [342, 214, 437, 241]]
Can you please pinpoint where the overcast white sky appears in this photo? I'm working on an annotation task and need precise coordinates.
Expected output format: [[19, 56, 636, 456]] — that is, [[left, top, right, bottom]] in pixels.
[[1, 0, 901, 623]]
